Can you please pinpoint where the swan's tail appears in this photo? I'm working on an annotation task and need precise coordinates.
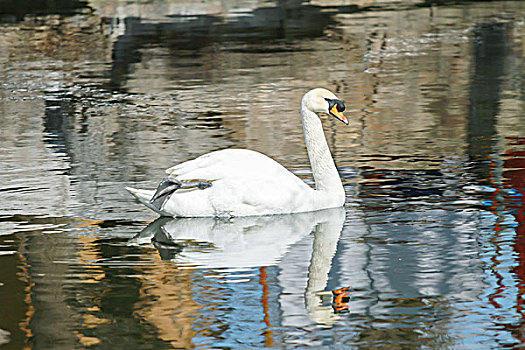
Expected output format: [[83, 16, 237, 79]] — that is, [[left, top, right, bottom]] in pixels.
[[126, 187, 170, 216]]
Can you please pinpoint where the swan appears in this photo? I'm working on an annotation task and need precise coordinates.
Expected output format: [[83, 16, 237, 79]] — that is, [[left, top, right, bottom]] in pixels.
[[126, 88, 348, 217]]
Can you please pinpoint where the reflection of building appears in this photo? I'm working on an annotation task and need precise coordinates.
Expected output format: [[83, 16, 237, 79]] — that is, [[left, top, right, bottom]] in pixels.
[[467, 19, 525, 341], [90, 0, 353, 169], [134, 256, 199, 349]]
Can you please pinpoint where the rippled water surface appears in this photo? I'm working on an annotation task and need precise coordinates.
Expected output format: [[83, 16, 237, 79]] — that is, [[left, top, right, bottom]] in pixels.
[[1, 0, 524, 348]]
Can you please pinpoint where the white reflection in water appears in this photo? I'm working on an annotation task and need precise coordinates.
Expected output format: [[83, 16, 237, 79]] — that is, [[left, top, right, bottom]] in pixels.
[[131, 207, 346, 325]]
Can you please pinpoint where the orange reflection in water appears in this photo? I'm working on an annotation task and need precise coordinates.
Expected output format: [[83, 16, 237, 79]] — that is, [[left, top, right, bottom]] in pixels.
[[259, 266, 274, 347], [17, 252, 35, 350], [134, 253, 200, 349], [74, 235, 108, 348]]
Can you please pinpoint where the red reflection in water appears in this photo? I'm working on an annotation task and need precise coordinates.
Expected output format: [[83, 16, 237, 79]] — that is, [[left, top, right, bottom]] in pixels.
[[506, 138, 525, 345], [507, 137, 525, 290], [488, 136, 525, 346]]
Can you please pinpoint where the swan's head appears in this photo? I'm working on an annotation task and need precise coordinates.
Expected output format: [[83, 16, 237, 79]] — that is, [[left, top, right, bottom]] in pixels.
[[302, 88, 348, 125]]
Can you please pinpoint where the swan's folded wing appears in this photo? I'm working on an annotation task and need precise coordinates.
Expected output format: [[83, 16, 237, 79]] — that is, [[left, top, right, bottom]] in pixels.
[[159, 148, 314, 216], [165, 149, 288, 183], [165, 151, 218, 176]]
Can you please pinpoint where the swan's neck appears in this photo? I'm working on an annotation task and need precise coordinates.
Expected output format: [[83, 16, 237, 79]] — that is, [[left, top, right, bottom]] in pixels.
[[301, 106, 344, 194]]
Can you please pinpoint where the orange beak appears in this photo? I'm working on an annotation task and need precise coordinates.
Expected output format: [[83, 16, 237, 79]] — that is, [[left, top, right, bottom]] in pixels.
[[330, 104, 348, 125]]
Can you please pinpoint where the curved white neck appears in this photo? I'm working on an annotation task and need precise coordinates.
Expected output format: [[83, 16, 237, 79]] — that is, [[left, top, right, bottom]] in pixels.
[[301, 105, 344, 194]]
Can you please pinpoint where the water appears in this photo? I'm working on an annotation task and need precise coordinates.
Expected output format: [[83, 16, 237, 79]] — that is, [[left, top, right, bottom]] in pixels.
[[0, 0, 524, 348]]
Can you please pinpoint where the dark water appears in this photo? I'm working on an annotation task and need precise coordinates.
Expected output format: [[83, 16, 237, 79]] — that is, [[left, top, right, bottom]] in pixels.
[[0, 0, 524, 348]]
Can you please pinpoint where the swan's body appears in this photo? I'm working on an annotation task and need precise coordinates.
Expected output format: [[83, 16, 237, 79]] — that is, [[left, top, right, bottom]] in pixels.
[[127, 88, 348, 217]]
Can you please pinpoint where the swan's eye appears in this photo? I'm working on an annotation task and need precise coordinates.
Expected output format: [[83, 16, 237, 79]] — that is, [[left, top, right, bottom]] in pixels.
[[324, 98, 345, 112]]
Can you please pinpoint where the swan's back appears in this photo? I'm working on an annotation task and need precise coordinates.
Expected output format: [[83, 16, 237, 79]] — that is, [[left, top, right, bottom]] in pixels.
[[167, 149, 290, 181], [161, 149, 314, 217]]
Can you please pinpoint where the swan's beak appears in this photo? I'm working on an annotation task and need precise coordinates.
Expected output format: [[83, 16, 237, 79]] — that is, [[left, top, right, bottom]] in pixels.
[[329, 105, 349, 125]]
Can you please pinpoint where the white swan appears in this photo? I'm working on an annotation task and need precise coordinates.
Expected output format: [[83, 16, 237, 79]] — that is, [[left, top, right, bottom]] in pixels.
[[126, 88, 348, 217]]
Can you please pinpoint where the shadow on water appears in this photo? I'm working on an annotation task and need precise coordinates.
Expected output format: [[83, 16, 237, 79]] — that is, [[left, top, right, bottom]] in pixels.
[[0, 0, 524, 349], [0, 0, 89, 22], [107, 0, 358, 92], [468, 21, 509, 179]]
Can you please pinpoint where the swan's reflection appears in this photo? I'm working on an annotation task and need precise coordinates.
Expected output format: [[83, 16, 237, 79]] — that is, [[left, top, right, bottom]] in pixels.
[[130, 207, 347, 325]]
